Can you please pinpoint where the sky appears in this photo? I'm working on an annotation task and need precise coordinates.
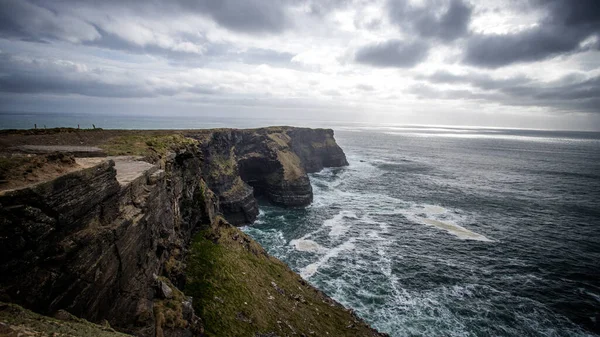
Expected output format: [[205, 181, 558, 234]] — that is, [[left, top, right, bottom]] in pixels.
[[0, 0, 599, 130]]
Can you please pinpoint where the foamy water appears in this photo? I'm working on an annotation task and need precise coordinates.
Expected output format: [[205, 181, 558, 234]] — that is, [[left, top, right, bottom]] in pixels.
[[401, 204, 494, 242], [299, 239, 357, 279], [289, 239, 326, 253]]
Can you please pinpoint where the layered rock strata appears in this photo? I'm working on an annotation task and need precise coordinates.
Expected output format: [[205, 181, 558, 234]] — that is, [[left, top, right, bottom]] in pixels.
[[195, 127, 348, 224], [0, 152, 211, 336]]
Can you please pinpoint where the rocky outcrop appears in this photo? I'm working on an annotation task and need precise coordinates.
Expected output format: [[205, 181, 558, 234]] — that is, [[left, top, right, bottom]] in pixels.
[[194, 127, 348, 224], [195, 131, 260, 226], [0, 301, 133, 336], [0, 127, 357, 337], [286, 127, 349, 172]]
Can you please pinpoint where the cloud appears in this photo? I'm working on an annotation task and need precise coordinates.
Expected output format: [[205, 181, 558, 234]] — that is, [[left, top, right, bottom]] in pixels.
[[354, 39, 429, 68], [0, 0, 293, 61], [0, 0, 101, 43], [0, 0, 599, 130], [415, 70, 600, 114], [356, 84, 374, 91], [174, 0, 289, 34], [54, 0, 290, 34], [418, 71, 532, 90], [464, 0, 600, 67], [388, 0, 472, 41], [0, 53, 220, 98]]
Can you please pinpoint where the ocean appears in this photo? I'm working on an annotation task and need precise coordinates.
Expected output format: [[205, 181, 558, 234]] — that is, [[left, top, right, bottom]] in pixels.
[[242, 126, 600, 336], [2, 113, 599, 336]]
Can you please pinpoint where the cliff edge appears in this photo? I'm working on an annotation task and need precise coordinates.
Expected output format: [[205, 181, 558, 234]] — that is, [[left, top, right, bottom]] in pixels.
[[0, 127, 384, 337]]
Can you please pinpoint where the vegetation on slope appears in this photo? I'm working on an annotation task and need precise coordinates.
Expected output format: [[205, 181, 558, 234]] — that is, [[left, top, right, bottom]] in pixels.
[[0, 302, 132, 337], [185, 217, 382, 337]]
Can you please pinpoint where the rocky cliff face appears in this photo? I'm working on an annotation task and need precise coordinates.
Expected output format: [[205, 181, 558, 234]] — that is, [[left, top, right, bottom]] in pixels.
[[196, 127, 348, 225], [0, 150, 212, 337], [0, 127, 379, 337]]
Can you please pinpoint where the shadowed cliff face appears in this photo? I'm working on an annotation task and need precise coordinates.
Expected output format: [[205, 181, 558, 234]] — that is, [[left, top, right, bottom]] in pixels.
[[196, 127, 348, 225], [0, 127, 364, 337], [0, 149, 213, 337]]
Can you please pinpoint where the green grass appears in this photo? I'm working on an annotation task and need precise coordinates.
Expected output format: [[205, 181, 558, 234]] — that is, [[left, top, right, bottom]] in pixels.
[[208, 153, 237, 179], [185, 218, 381, 337], [100, 134, 197, 160], [311, 136, 338, 149]]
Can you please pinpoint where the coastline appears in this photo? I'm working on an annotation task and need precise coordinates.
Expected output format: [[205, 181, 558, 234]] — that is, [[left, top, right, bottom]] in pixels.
[[0, 127, 385, 337]]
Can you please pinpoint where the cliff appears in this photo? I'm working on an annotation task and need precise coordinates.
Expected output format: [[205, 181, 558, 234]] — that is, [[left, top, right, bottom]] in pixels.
[[0, 127, 383, 337], [195, 127, 348, 225]]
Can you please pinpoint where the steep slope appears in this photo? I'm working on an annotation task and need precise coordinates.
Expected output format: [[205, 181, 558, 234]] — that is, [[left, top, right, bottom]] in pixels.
[[185, 217, 382, 337]]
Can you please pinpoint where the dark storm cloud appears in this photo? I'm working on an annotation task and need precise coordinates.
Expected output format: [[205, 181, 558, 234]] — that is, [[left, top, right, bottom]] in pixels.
[[503, 75, 600, 104], [0, 0, 301, 67], [57, 0, 290, 34], [354, 39, 429, 68], [0, 0, 100, 43], [415, 70, 600, 114], [0, 53, 220, 98], [171, 0, 289, 34], [388, 0, 473, 41], [418, 71, 532, 90], [0, 0, 291, 47], [0, 72, 156, 98], [464, 0, 600, 68], [82, 29, 209, 63]]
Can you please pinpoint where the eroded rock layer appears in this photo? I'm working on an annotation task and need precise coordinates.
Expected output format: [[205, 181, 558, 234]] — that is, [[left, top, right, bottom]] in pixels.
[[196, 127, 348, 224]]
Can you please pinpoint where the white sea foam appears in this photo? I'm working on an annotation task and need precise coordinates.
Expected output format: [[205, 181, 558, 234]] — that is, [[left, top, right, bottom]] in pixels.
[[323, 210, 357, 237], [420, 218, 493, 242], [300, 238, 356, 279], [403, 204, 494, 242], [252, 208, 267, 225], [289, 239, 326, 253]]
